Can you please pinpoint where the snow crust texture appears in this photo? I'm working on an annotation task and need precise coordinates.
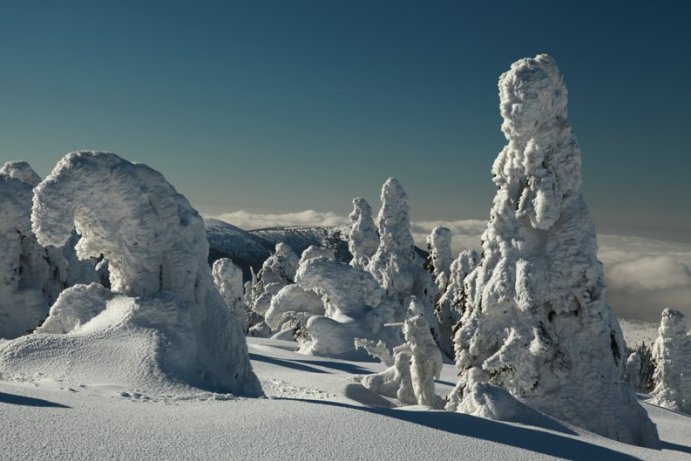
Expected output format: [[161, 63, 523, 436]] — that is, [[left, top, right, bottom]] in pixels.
[[447, 55, 659, 447], [21, 151, 261, 396], [650, 308, 691, 413]]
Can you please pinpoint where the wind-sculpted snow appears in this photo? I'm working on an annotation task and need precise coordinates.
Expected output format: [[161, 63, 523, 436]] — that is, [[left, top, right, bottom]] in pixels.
[[24, 151, 261, 396], [447, 55, 658, 447], [650, 308, 691, 413], [348, 197, 379, 269], [295, 257, 401, 358], [0, 161, 41, 186]]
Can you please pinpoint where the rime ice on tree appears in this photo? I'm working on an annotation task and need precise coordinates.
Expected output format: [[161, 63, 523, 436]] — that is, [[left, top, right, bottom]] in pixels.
[[367, 177, 437, 322], [30, 151, 262, 396], [650, 308, 691, 413], [435, 249, 478, 359], [446, 55, 658, 447], [426, 226, 453, 292], [348, 197, 379, 269], [212, 258, 249, 332]]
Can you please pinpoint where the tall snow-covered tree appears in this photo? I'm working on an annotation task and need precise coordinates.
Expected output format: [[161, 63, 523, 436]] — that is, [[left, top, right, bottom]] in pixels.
[[446, 55, 658, 447], [348, 197, 379, 269], [31, 151, 262, 396], [367, 177, 436, 320], [650, 308, 691, 413], [212, 257, 249, 332], [425, 226, 453, 292]]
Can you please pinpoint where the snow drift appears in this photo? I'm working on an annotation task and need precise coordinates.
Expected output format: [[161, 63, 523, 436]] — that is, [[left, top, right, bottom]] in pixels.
[[446, 55, 658, 447]]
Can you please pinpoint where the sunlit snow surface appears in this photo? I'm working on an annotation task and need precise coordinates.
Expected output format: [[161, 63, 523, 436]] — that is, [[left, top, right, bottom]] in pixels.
[[0, 335, 689, 460]]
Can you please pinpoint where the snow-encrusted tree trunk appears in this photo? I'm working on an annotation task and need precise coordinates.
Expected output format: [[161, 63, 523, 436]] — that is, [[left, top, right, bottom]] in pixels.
[[348, 197, 379, 269], [650, 308, 691, 413], [425, 226, 453, 292], [31, 151, 262, 396], [446, 55, 658, 447], [367, 177, 436, 321], [212, 258, 248, 333], [435, 250, 478, 359]]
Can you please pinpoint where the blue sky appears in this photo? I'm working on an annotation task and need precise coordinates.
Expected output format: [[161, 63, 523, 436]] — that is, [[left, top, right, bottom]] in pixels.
[[1, 1, 689, 241]]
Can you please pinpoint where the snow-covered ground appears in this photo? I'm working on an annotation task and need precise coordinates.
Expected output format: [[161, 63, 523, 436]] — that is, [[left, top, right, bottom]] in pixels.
[[1, 336, 689, 460]]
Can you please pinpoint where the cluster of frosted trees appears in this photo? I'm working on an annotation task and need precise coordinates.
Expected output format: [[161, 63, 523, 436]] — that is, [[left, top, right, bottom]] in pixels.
[[1, 54, 680, 447]]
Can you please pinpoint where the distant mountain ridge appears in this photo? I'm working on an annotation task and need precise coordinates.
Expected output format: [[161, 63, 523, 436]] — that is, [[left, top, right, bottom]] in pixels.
[[205, 218, 351, 280]]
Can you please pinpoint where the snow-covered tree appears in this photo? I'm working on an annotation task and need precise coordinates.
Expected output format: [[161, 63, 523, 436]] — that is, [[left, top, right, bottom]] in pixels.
[[31, 151, 262, 396], [295, 256, 401, 358], [348, 197, 378, 269], [0, 174, 50, 338], [212, 258, 248, 332], [650, 308, 691, 413], [435, 250, 479, 359], [367, 177, 436, 320], [425, 226, 453, 292], [0, 161, 41, 186], [359, 313, 442, 408], [446, 55, 658, 447]]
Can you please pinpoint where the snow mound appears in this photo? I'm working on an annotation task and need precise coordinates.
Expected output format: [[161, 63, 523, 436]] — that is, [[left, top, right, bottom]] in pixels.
[[1, 287, 243, 394], [3, 151, 262, 396], [447, 55, 659, 447]]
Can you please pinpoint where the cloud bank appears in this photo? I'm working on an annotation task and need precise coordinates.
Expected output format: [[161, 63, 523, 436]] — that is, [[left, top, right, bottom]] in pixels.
[[208, 210, 691, 323]]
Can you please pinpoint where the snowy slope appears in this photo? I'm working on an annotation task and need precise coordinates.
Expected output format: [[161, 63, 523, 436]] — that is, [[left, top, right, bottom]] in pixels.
[[1, 336, 689, 460]]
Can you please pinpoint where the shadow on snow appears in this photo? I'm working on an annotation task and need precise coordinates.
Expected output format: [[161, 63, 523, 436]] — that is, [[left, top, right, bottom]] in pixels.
[[275, 396, 644, 461], [0, 391, 70, 409]]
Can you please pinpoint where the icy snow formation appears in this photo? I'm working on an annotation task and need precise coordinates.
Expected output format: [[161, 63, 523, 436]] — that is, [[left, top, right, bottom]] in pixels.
[[360, 313, 442, 408], [0, 175, 51, 338], [212, 258, 248, 332], [264, 284, 324, 332], [298, 245, 335, 265], [446, 55, 658, 447], [426, 226, 453, 292], [368, 178, 436, 309], [295, 257, 401, 359], [650, 308, 691, 413], [348, 197, 379, 269], [0, 161, 41, 186], [435, 250, 479, 359], [24, 151, 261, 396]]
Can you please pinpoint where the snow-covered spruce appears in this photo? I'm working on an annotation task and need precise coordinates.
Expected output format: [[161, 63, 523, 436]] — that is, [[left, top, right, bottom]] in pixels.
[[212, 258, 249, 333], [249, 242, 300, 319], [0, 161, 41, 186], [348, 197, 379, 269], [425, 226, 453, 292], [446, 55, 658, 447], [20, 151, 261, 396], [367, 178, 436, 314], [435, 250, 479, 359], [650, 308, 691, 413]]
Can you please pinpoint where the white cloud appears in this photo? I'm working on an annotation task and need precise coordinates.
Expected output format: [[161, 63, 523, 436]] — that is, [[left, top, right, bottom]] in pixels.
[[208, 210, 691, 323]]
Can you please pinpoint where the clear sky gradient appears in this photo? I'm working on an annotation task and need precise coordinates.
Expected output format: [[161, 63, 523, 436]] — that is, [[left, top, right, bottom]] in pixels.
[[1, 1, 689, 241]]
